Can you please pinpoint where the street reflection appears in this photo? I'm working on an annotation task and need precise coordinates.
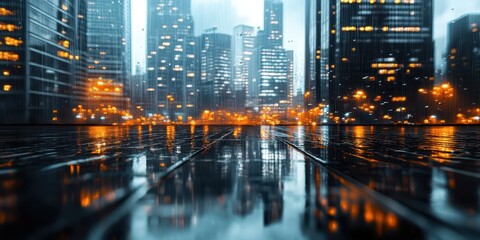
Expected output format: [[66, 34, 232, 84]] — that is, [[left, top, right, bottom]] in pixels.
[[105, 127, 428, 240], [302, 164, 421, 239], [0, 125, 229, 239], [276, 126, 480, 238], [0, 126, 478, 239]]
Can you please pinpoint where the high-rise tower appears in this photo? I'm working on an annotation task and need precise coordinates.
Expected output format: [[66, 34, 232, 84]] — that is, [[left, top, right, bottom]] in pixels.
[[304, 0, 321, 110], [447, 14, 480, 112], [84, 0, 130, 123], [307, 0, 434, 124], [198, 30, 232, 113], [0, 0, 88, 124], [232, 25, 255, 112], [258, 0, 289, 116], [146, 0, 196, 123], [264, 0, 283, 49]]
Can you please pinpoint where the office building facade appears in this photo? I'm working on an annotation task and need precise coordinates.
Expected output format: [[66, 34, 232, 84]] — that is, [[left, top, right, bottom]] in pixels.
[[286, 50, 294, 108], [84, 0, 130, 123], [259, 0, 289, 116], [232, 25, 255, 112], [0, 0, 87, 124], [447, 14, 480, 111], [147, 0, 196, 122], [304, 0, 321, 110], [198, 30, 232, 113], [308, 0, 434, 123]]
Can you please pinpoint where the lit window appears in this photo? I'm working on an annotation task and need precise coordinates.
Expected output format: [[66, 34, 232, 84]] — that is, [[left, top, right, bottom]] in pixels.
[[3, 85, 12, 92]]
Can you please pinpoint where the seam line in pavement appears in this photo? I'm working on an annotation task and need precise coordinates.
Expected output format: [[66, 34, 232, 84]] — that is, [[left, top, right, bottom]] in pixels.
[[85, 129, 234, 240], [271, 130, 472, 240]]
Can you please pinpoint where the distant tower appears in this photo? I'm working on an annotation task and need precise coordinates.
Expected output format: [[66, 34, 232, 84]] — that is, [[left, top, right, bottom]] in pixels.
[[131, 64, 147, 118], [233, 25, 255, 112], [198, 29, 232, 112], [146, 0, 196, 122], [447, 14, 480, 112], [286, 50, 294, 108], [85, 0, 130, 123], [258, 0, 289, 117], [264, 0, 284, 49]]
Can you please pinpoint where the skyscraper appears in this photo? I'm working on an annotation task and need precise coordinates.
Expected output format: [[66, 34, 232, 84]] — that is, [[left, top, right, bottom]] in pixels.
[[447, 14, 480, 112], [304, 0, 321, 110], [232, 25, 255, 112], [0, 0, 87, 124], [83, 0, 130, 123], [130, 64, 147, 118], [286, 50, 294, 108], [264, 0, 283, 49], [147, 0, 196, 123], [309, 0, 434, 124], [259, 0, 289, 116], [198, 29, 232, 113]]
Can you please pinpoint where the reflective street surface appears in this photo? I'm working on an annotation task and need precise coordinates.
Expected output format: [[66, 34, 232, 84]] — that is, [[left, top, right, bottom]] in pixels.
[[0, 126, 479, 239]]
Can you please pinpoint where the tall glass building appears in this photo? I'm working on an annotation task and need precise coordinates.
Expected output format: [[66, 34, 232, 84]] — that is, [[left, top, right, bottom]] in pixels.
[[232, 25, 255, 112], [259, 0, 289, 116], [83, 0, 130, 124], [0, 0, 87, 124], [308, 0, 434, 124], [447, 14, 480, 113], [286, 50, 294, 108], [146, 0, 196, 123], [264, 0, 283, 49], [198, 30, 232, 113], [304, 0, 322, 110]]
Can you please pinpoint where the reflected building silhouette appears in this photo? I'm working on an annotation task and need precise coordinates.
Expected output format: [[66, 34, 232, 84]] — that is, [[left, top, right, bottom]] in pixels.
[[301, 164, 424, 239], [234, 127, 288, 225], [447, 172, 479, 216], [138, 127, 290, 233]]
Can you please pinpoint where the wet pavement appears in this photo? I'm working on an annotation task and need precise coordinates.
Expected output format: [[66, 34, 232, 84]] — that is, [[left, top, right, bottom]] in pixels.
[[0, 126, 479, 239]]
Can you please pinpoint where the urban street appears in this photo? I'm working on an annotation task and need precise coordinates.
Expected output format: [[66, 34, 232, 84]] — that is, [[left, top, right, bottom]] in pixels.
[[0, 126, 479, 239]]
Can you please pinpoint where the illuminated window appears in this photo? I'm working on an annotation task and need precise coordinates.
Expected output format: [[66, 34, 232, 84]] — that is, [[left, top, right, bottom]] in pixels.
[[0, 24, 18, 32], [0, 8, 13, 16], [4, 37, 22, 46], [0, 51, 19, 61], [3, 85, 12, 92]]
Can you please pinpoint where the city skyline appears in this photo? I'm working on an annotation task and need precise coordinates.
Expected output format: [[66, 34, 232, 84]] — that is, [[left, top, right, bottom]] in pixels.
[[1, 0, 480, 124], [132, 0, 305, 93], [2, 2, 480, 239], [132, 0, 480, 76]]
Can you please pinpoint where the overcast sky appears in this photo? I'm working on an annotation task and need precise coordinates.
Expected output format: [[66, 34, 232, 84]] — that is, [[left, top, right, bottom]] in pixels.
[[132, 0, 480, 88]]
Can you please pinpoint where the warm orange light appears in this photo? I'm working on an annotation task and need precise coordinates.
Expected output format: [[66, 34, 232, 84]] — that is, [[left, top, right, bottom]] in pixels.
[[328, 220, 338, 233], [57, 51, 69, 58], [0, 51, 19, 61], [59, 40, 70, 48], [0, 24, 19, 32], [4, 37, 23, 46], [0, 8, 14, 16], [3, 85, 12, 92]]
